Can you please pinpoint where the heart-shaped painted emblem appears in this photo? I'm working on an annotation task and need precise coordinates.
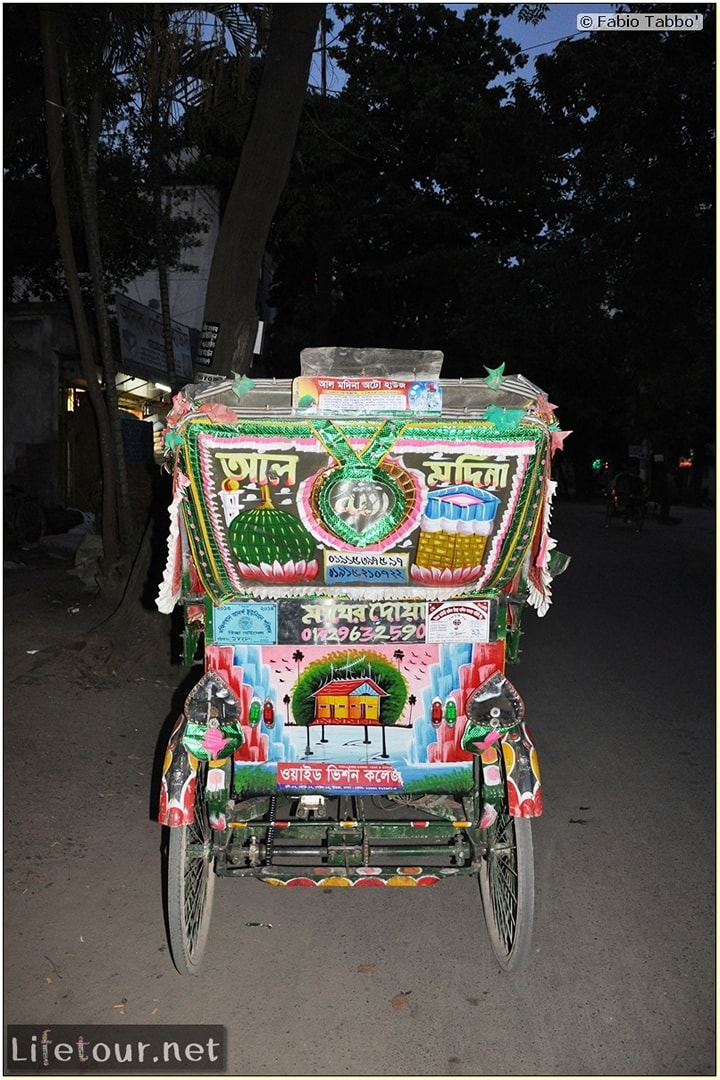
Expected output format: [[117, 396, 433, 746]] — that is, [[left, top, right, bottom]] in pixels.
[[307, 419, 418, 548], [316, 464, 406, 546]]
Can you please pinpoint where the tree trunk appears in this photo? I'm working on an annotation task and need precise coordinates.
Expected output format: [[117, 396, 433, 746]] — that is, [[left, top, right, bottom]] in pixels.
[[199, 4, 324, 377], [154, 181, 178, 387], [57, 25, 135, 579], [40, 8, 122, 578], [150, 4, 178, 390]]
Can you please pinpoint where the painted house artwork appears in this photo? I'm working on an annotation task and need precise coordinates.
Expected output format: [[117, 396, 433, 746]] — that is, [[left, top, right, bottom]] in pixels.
[[313, 678, 387, 724]]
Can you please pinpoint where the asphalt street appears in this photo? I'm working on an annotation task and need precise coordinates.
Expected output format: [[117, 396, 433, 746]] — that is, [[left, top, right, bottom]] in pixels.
[[4, 498, 716, 1076]]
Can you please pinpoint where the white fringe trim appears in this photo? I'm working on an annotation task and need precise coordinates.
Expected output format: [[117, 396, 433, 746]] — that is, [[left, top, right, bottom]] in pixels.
[[527, 478, 558, 618], [155, 472, 190, 614]]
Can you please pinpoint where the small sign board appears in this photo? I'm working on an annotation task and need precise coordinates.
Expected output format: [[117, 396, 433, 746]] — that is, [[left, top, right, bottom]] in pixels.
[[276, 762, 403, 792], [116, 294, 193, 382], [426, 600, 496, 643], [324, 550, 410, 586], [292, 376, 442, 415], [211, 602, 277, 645]]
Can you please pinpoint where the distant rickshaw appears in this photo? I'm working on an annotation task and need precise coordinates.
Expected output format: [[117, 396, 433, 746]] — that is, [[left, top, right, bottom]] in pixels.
[[605, 470, 648, 531]]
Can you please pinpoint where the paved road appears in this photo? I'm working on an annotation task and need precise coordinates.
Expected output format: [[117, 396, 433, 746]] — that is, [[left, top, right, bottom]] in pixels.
[[4, 500, 715, 1075]]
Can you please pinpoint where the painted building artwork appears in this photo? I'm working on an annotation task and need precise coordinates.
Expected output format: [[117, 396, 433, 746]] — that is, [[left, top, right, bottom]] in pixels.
[[312, 676, 386, 724]]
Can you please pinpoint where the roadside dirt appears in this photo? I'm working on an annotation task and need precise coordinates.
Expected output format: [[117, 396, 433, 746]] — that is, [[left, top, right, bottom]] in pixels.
[[3, 538, 198, 1024]]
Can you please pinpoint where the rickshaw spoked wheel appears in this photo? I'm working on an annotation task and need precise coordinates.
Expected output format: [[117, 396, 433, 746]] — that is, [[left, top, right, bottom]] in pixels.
[[478, 806, 534, 972], [167, 762, 216, 975]]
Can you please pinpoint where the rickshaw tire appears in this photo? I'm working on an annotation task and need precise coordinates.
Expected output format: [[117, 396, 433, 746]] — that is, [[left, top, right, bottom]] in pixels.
[[478, 812, 534, 972], [166, 763, 216, 975]]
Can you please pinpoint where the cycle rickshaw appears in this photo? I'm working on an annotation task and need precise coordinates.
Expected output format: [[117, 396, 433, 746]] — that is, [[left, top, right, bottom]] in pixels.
[[155, 348, 569, 974], [604, 469, 648, 531]]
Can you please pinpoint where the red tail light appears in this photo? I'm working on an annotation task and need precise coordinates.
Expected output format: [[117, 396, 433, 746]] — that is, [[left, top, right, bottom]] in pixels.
[[430, 698, 443, 727], [263, 700, 275, 728]]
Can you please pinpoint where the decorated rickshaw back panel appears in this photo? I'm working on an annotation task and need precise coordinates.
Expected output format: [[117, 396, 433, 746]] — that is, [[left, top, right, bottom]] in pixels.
[[175, 412, 549, 603]]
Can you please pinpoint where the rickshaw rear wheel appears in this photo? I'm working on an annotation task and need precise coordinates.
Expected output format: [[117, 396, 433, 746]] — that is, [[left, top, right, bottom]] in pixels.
[[167, 763, 216, 975], [478, 809, 534, 971]]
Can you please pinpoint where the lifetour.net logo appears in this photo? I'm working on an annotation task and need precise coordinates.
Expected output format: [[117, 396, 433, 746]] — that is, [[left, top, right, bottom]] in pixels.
[[5, 1026, 225, 1075]]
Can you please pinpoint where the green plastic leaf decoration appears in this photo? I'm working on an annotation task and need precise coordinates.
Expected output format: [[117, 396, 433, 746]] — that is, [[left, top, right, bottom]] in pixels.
[[484, 405, 526, 430], [548, 550, 571, 578], [164, 429, 184, 450], [232, 373, 255, 399], [483, 363, 506, 390]]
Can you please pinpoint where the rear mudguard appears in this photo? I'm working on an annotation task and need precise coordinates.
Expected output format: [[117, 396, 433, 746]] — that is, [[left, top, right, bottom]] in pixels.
[[502, 721, 543, 817], [158, 715, 233, 828], [158, 715, 198, 827], [478, 722, 542, 822], [460, 670, 542, 819]]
